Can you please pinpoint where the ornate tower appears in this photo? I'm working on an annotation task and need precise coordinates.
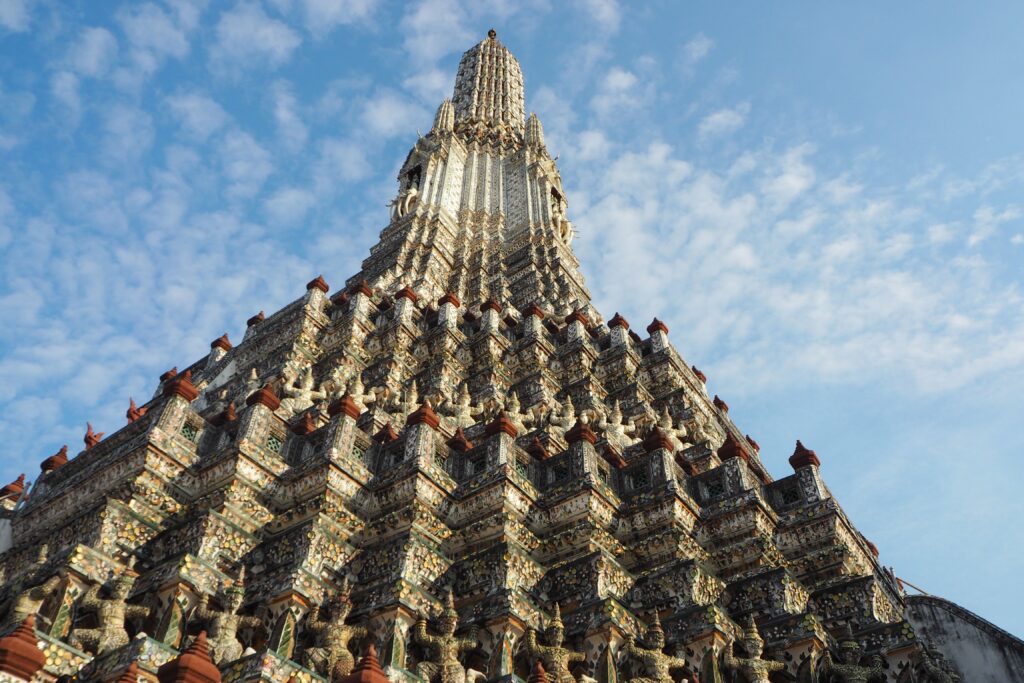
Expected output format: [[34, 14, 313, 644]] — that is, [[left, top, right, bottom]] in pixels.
[[0, 30, 987, 683]]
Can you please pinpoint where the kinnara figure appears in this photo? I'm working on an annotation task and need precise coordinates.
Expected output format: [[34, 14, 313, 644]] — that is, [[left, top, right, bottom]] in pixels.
[[192, 570, 263, 665], [622, 612, 695, 683], [820, 625, 887, 683], [69, 575, 151, 655], [523, 603, 586, 683], [302, 581, 367, 682], [917, 646, 960, 683], [413, 588, 479, 683], [722, 617, 785, 683], [1, 545, 63, 631]]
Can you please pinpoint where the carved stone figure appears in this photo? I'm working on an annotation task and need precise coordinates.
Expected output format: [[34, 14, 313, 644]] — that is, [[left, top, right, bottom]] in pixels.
[[523, 604, 585, 683], [656, 407, 690, 451], [348, 374, 372, 412], [1, 546, 62, 631], [722, 617, 785, 683], [504, 392, 531, 434], [413, 589, 479, 683], [622, 612, 694, 683], [69, 575, 151, 655], [820, 626, 886, 683], [597, 400, 640, 452], [390, 186, 419, 220], [192, 571, 262, 665], [302, 582, 367, 681], [280, 365, 327, 415], [444, 384, 482, 429], [546, 397, 575, 438], [915, 646, 960, 683]]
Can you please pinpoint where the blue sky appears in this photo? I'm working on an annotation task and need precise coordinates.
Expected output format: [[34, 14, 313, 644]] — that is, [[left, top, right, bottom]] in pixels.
[[1, 0, 1022, 635]]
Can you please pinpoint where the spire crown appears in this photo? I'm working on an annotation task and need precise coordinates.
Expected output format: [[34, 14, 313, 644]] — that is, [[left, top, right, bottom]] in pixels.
[[452, 31, 526, 137]]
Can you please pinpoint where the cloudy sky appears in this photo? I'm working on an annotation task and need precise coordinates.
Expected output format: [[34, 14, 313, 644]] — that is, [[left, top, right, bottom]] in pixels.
[[1, 0, 1022, 635]]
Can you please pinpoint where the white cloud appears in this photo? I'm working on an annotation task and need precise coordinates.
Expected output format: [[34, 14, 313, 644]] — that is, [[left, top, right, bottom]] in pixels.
[[219, 130, 273, 199], [211, 2, 302, 74], [927, 223, 955, 245], [67, 27, 119, 77], [50, 71, 81, 122], [360, 89, 426, 139], [400, 0, 472, 63], [264, 186, 315, 225], [590, 67, 639, 119], [967, 204, 1020, 247], [102, 105, 155, 164], [1011, 234, 1024, 245], [698, 102, 749, 140], [166, 91, 230, 140], [270, 80, 308, 152], [575, 0, 620, 33], [271, 0, 377, 37], [0, 0, 29, 31], [682, 32, 713, 68], [760, 143, 816, 211]]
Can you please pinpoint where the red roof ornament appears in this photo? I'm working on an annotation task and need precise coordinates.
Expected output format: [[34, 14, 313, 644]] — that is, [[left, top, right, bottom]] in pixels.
[[447, 428, 474, 452], [160, 367, 178, 382], [608, 312, 629, 330], [521, 303, 545, 320], [713, 395, 729, 413], [745, 435, 760, 451], [718, 433, 748, 462], [306, 275, 329, 293], [328, 393, 362, 420], [438, 292, 461, 308], [691, 365, 707, 383], [643, 427, 674, 453], [331, 290, 350, 308], [247, 311, 265, 327], [350, 280, 374, 298], [406, 400, 440, 430], [646, 318, 669, 335], [0, 615, 45, 680], [165, 369, 199, 402], [339, 644, 389, 683], [566, 309, 590, 327], [566, 419, 597, 445], [157, 631, 221, 683], [84, 423, 105, 449], [788, 440, 821, 469], [246, 384, 281, 411], [212, 403, 237, 426], [291, 411, 318, 435], [527, 437, 550, 460], [127, 397, 148, 423], [485, 411, 518, 438], [1, 474, 26, 500], [210, 334, 232, 352], [41, 446, 69, 473], [602, 445, 627, 469], [395, 285, 419, 304], [528, 660, 550, 683], [481, 299, 503, 314], [374, 423, 399, 443], [865, 539, 880, 558]]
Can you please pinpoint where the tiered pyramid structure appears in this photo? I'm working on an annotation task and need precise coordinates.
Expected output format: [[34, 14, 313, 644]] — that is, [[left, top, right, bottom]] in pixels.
[[0, 30, 977, 683]]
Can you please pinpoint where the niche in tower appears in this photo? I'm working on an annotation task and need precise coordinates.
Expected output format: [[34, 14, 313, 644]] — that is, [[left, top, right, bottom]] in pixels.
[[406, 165, 423, 191]]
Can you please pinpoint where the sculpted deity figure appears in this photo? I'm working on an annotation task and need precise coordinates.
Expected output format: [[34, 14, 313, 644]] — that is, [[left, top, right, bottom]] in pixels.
[[820, 626, 886, 683], [302, 581, 367, 681], [397, 380, 420, 419], [192, 570, 262, 664], [70, 575, 151, 655], [546, 397, 575, 438], [656, 407, 690, 451], [504, 392, 531, 434], [524, 604, 586, 683], [622, 612, 695, 683], [413, 589, 479, 683], [1, 545, 63, 630], [348, 374, 372, 412], [916, 646, 959, 683], [722, 617, 785, 683], [328, 362, 355, 399], [596, 401, 640, 452], [281, 365, 327, 415], [444, 384, 483, 429]]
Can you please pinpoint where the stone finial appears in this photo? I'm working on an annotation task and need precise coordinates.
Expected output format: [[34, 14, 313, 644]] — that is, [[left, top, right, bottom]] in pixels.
[[521, 303, 545, 319], [118, 661, 140, 683], [160, 367, 178, 382], [126, 397, 148, 423], [566, 419, 596, 445], [407, 400, 440, 430], [485, 411, 518, 438], [608, 312, 629, 330], [643, 427, 674, 453], [210, 334, 232, 352], [395, 285, 418, 304], [0, 615, 45, 680], [84, 423, 105, 449], [350, 280, 373, 298], [41, 445, 69, 473], [525, 112, 546, 150], [157, 631, 221, 683], [691, 365, 707, 383], [865, 539, 880, 558], [328, 393, 362, 420], [713, 395, 729, 412], [718, 433, 748, 462], [331, 290, 350, 309], [566, 309, 590, 327], [374, 423, 399, 443], [601, 445, 627, 469], [217, 403, 237, 425], [527, 660, 549, 683], [306, 275, 329, 293], [481, 299, 503, 314], [339, 644, 389, 683], [246, 384, 281, 411], [438, 292, 461, 308], [788, 440, 821, 469], [527, 437, 550, 460], [432, 99, 455, 134], [646, 318, 669, 335], [0, 474, 26, 500], [745, 435, 760, 451], [247, 311, 265, 327], [291, 411, 318, 435], [447, 428, 473, 452], [165, 369, 199, 402]]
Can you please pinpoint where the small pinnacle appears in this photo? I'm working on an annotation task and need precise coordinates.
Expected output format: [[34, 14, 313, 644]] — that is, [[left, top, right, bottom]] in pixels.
[[488, 28, 497, 39]]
